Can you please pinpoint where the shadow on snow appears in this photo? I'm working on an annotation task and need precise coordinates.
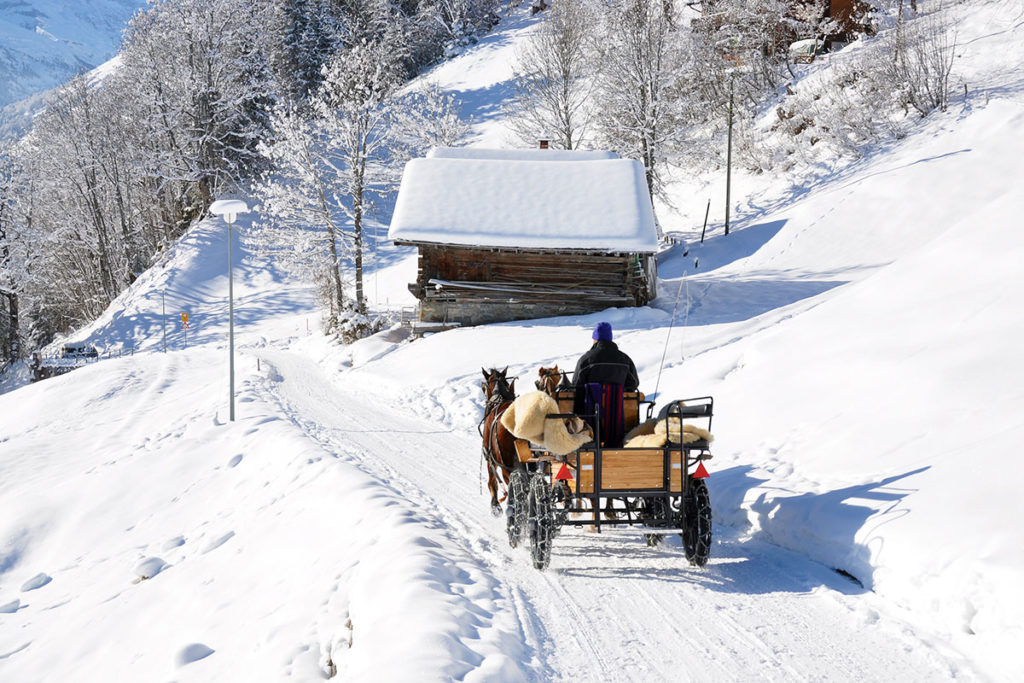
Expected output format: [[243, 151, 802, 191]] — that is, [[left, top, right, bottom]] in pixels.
[[550, 464, 926, 596]]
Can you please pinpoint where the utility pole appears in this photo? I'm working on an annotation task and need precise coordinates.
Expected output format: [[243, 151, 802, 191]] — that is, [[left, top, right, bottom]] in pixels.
[[700, 198, 711, 243], [725, 71, 735, 237]]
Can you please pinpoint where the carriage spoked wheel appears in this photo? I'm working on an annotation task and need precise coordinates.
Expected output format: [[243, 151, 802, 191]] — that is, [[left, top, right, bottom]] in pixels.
[[527, 473, 555, 570], [506, 467, 529, 549], [640, 496, 670, 547], [551, 480, 572, 538], [681, 478, 712, 567]]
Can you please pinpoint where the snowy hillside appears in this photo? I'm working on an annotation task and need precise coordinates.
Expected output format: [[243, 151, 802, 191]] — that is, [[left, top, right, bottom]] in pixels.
[[3, 2, 1024, 681], [0, 0, 144, 111]]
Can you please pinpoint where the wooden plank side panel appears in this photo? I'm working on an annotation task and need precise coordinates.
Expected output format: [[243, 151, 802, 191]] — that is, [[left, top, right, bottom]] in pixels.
[[568, 449, 683, 493], [568, 452, 594, 494], [601, 449, 665, 489], [669, 450, 684, 490]]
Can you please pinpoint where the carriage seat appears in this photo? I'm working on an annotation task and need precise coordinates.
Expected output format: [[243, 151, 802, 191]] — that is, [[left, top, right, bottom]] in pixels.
[[552, 390, 644, 430], [552, 389, 645, 447]]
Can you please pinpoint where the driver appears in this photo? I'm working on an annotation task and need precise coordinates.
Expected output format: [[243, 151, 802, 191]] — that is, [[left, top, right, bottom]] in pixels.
[[571, 322, 639, 446]]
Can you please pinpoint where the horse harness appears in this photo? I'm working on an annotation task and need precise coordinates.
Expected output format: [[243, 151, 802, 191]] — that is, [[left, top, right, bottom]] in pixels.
[[479, 392, 516, 502]]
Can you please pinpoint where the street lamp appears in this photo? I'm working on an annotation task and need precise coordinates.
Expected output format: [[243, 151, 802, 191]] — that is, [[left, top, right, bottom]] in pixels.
[[209, 199, 249, 422], [723, 41, 743, 237]]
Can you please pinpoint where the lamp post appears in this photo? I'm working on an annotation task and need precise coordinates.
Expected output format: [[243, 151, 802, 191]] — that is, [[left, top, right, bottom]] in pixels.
[[724, 42, 743, 238], [209, 199, 250, 422], [725, 70, 734, 237]]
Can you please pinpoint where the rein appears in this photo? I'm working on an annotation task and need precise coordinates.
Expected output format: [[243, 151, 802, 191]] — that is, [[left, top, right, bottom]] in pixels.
[[481, 399, 514, 473]]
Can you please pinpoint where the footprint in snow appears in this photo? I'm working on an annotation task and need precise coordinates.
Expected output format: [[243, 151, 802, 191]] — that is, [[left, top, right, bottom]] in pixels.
[[201, 531, 235, 554], [227, 454, 243, 468], [176, 643, 214, 666], [0, 599, 21, 613], [20, 573, 52, 592], [133, 557, 167, 581], [162, 536, 186, 551]]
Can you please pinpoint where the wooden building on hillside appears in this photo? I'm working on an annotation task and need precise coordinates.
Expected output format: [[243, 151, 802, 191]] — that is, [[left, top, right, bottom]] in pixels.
[[388, 148, 659, 327], [694, 0, 872, 48]]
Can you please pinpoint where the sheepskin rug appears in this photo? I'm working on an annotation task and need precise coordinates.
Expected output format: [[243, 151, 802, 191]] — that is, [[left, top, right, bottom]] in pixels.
[[499, 391, 593, 456], [622, 418, 714, 449]]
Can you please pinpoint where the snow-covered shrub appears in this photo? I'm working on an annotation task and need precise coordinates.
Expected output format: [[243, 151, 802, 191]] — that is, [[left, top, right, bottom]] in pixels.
[[760, 4, 957, 168], [769, 50, 910, 161], [335, 303, 398, 344], [879, 7, 958, 116]]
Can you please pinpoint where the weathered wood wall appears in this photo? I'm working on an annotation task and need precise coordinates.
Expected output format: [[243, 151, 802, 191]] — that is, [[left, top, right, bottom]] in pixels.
[[403, 245, 655, 326]]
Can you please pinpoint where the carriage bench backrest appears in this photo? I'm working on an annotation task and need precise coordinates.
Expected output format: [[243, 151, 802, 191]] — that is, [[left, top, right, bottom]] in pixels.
[[553, 390, 645, 432]]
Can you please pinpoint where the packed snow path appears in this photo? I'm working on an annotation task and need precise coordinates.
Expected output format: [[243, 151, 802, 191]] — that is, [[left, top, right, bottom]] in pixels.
[[256, 349, 973, 681]]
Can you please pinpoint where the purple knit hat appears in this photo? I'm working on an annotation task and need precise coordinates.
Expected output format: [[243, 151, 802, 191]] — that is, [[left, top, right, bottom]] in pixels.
[[592, 321, 613, 341]]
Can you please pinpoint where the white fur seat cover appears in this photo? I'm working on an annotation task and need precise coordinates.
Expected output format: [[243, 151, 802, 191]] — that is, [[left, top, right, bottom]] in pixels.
[[622, 418, 714, 449], [499, 391, 593, 456]]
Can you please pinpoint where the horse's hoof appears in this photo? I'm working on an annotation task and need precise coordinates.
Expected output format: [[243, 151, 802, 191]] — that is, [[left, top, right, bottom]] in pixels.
[[491, 505, 503, 518]]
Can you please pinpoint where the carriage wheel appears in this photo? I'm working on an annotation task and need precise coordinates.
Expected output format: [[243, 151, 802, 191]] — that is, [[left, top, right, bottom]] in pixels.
[[506, 468, 529, 549], [528, 474, 555, 570], [682, 478, 712, 567], [641, 496, 669, 547], [551, 480, 572, 538]]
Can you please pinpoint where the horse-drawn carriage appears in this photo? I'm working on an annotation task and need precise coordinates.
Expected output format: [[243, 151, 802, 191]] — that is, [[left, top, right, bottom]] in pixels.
[[481, 367, 714, 571]]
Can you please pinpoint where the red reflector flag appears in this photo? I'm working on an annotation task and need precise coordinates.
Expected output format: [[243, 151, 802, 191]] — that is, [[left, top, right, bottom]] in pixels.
[[693, 462, 710, 479], [555, 463, 573, 480]]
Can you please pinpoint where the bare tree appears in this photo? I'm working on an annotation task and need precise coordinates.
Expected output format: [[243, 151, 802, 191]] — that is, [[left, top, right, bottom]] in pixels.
[[0, 151, 19, 363], [507, 0, 597, 149], [885, 6, 956, 115], [594, 0, 687, 205], [392, 84, 471, 160], [256, 22, 419, 322]]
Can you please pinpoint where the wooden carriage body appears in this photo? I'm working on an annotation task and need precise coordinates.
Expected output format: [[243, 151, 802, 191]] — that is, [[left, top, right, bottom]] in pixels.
[[514, 391, 714, 532]]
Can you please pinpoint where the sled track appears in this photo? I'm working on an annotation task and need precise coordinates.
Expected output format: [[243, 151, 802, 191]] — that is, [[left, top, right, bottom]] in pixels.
[[254, 350, 975, 682]]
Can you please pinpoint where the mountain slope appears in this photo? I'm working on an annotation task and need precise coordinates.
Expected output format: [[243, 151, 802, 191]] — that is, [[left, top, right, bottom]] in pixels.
[[0, 0, 145, 110], [2, 2, 1023, 681]]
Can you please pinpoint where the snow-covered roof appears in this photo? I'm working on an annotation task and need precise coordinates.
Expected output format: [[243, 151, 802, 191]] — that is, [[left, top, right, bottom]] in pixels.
[[427, 147, 620, 161], [388, 155, 658, 252]]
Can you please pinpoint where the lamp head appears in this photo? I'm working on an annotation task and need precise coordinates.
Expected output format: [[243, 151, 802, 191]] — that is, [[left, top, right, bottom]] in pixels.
[[209, 199, 250, 224]]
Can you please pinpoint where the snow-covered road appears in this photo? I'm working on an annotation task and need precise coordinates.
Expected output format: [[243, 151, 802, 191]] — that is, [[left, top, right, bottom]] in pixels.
[[255, 349, 976, 681]]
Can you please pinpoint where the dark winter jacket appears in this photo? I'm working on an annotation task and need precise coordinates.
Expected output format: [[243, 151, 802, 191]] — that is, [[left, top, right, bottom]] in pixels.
[[571, 340, 639, 415]]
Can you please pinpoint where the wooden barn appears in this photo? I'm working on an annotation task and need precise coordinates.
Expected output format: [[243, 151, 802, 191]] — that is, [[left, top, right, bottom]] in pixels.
[[388, 148, 659, 327]]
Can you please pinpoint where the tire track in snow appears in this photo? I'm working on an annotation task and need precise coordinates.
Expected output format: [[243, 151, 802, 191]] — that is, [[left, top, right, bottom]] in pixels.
[[254, 352, 542, 679], [254, 350, 975, 682]]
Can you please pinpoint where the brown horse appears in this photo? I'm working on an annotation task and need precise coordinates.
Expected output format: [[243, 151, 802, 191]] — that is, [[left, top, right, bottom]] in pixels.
[[479, 367, 521, 516], [535, 365, 564, 396]]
